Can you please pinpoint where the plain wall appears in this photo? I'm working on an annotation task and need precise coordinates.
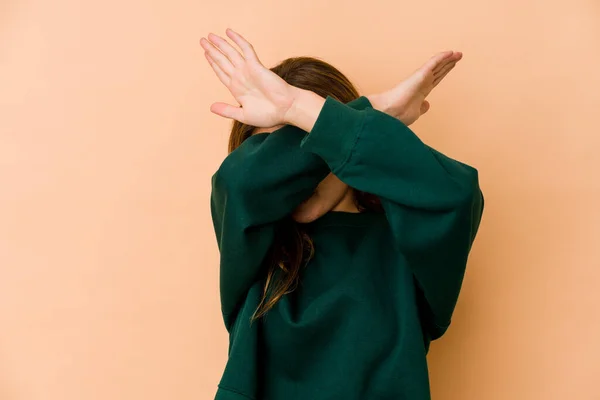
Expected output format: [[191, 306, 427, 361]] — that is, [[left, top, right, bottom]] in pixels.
[[1, 0, 599, 399]]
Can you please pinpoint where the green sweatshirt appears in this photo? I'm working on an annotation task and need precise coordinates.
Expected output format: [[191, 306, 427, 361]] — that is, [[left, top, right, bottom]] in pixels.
[[210, 95, 484, 400]]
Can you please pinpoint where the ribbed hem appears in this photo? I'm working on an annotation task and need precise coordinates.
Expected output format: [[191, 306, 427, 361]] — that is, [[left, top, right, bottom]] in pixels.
[[300, 95, 367, 173]]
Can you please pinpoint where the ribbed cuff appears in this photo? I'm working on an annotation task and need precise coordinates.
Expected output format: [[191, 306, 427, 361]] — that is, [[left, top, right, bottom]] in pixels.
[[346, 95, 373, 110], [300, 95, 367, 173]]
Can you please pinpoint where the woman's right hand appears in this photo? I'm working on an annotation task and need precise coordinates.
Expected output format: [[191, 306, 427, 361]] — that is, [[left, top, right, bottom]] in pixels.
[[200, 29, 296, 128]]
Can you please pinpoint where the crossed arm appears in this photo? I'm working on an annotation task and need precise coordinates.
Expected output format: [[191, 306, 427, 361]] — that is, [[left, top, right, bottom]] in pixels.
[[200, 29, 462, 131], [204, 29, 483, 339]]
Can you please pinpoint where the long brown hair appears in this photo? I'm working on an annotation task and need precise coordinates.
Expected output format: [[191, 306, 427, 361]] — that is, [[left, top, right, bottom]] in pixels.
[[227, 56, 382, 320]]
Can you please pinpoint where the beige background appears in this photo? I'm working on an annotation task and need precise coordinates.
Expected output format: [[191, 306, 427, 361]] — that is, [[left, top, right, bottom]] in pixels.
[[1, 0, 599, 399]]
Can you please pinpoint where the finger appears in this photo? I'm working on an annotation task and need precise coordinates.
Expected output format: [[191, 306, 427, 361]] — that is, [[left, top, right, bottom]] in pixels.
[[204, 52, 230, 87], [434, 60, 457, 78], [421, 51, 454, 75], [420, 100, 430, 115], [432, 62, 457, 87], [210, 102, 244, 122], [207, 32, 245, 67], [433, 51, 462, 75], [225, 28, 261, 63], [432, 67, 454, 88], [200, 37, 234, 76]]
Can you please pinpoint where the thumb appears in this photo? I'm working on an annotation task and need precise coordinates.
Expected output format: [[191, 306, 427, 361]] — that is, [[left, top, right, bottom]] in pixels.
[[420, 100, 430, 115], [210, 102, 244, 122]]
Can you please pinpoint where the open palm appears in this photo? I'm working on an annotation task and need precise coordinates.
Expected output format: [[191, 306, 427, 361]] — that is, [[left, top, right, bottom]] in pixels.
[[200, 29, 295, 127]]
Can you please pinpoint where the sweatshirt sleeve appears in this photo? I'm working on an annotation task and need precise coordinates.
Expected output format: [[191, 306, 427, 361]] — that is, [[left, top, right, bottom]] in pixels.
[[211, 96, 373, 331], [300, 95, 485, 340]]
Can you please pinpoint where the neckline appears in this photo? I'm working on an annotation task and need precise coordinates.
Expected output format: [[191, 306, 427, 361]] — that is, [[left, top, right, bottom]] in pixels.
[[303, 210, 382, 228]]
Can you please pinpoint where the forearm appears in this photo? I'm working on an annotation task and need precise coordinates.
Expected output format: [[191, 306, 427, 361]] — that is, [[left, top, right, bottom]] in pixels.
[[283, 88, 326, 132], [213, 128, 328, 228], [284, 88, 413, 131], [299, 95, 479, 209]]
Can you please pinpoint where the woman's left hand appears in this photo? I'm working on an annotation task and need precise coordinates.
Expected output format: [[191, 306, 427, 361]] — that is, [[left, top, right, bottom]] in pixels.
[[200, 29, 296, 128], [366, 51, 463, 126]]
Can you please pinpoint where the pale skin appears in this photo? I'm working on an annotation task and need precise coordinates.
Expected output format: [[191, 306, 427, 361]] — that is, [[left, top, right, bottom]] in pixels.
[[200, 28, 462, 223]]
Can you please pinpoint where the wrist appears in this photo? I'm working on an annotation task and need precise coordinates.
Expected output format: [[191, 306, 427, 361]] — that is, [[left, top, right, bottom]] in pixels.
[[283, 88, 326, 132], [365, 93, 412, 126], [365, 93, 386, 113]]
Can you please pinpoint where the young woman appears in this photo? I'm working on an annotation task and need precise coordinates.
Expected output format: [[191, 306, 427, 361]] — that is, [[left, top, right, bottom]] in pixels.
[[201, 28, 484, 400]]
